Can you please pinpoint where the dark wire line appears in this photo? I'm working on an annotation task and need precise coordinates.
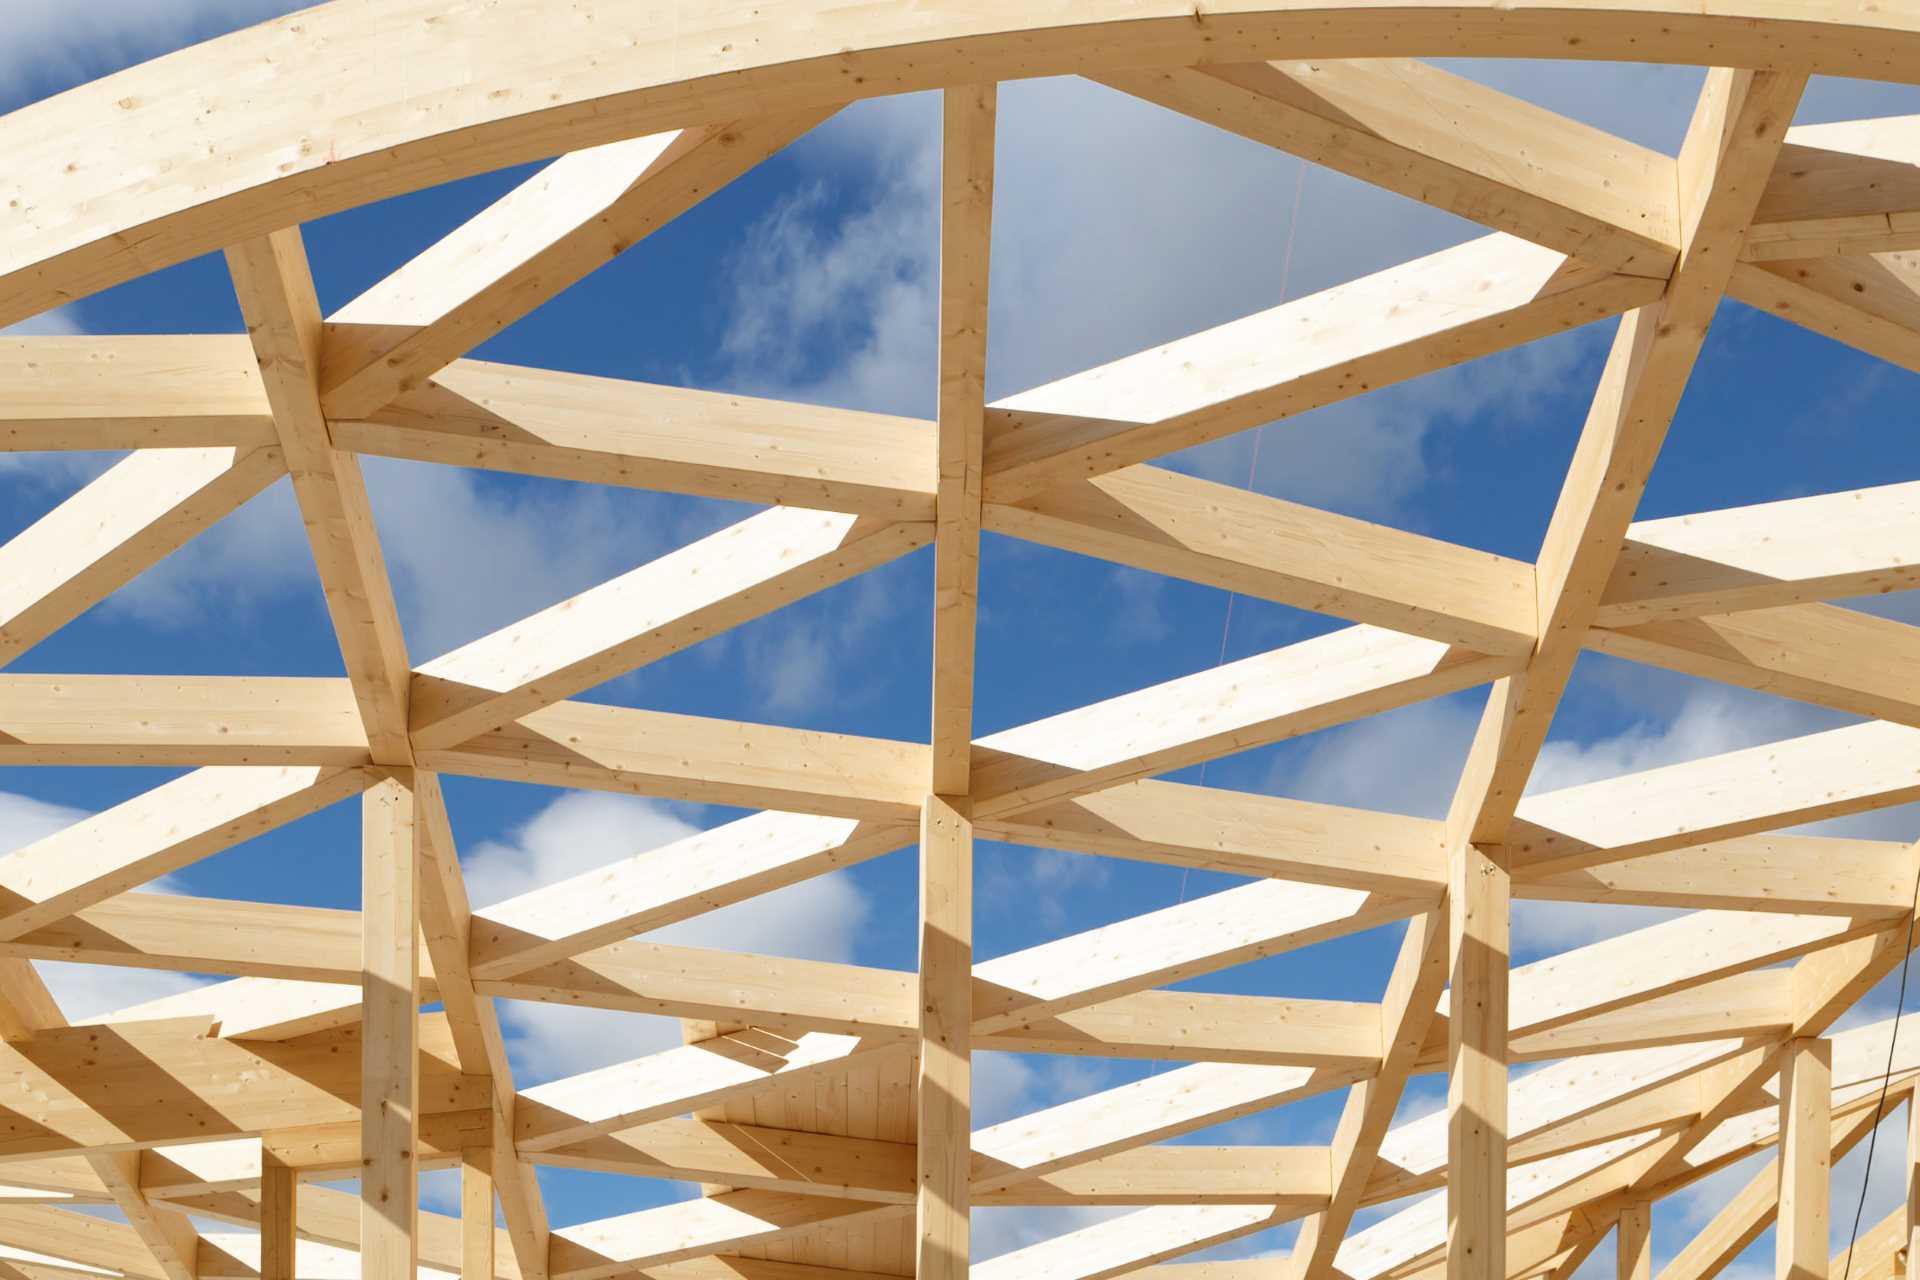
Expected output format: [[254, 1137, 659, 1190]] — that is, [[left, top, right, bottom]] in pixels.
[[1838, 853, 1920, 1280]]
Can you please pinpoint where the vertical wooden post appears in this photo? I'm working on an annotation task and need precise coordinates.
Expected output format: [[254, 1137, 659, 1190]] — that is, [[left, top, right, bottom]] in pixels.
[[259, 1151, 296, 1280], [928, 81, 995, 795], [916, 794, 973, 1280], [1618, 1201, 1652, 1280], [362, 773, 420, 1280], [463, 1142, 496, 1280], [1448, 840, 1510, 1280], [1907, 1091, 1919, 1280], [1778, 1037, 1832, 1280]]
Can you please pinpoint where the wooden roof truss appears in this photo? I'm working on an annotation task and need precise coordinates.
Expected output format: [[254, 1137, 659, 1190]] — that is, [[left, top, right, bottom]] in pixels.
[[5, 9, 1920, 1280]]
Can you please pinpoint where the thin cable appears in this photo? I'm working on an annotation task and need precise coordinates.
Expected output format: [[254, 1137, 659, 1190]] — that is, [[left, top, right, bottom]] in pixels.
[[1150, 159, 1311, 1079], [1838, 854, 1920, 1280]]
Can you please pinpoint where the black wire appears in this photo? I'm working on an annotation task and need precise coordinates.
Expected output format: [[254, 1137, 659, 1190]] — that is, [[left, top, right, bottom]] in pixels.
[[1838, 856, 1920, 1280]]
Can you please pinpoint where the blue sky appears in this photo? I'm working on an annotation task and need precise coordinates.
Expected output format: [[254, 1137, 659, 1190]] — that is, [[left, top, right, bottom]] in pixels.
[[7, 3, 1920, 1270]]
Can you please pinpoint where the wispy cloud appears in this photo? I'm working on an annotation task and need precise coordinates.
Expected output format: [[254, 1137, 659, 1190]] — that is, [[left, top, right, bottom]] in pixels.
[[463, 791, 872, 1084]]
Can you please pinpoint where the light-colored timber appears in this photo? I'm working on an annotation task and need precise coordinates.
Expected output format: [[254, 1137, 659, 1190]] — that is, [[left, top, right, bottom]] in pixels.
[[3, 6, 1920, 1279]]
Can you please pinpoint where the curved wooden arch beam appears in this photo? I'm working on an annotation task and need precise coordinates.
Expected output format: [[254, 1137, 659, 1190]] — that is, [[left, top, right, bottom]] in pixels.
[[9, 0, 1920, 330]]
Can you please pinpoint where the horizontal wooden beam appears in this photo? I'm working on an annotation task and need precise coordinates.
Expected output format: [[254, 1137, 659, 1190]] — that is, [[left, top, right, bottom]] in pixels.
[[979, 778, 1448, 897], [342, 359, 936, 518], [319, 112, 835, 420], [0, 446, 284, 664], [0, 336, 274, 451], [410, 510, 927, 750], [1598, 478, 1920, 624], [1748, 117, 1920, 260], [550, 1193, 907, 1279], [420, 700, 928, 820], [982, 235, 1661, 501], [1588, 604, 1920, 728], [0, 766, 371, 941], [1509, 718, 1920, 877], [0, 676, 369, 765], [987, 464, 1537, 656], [1728, 252, 1920, 373], [970, 626, 1518, 817]]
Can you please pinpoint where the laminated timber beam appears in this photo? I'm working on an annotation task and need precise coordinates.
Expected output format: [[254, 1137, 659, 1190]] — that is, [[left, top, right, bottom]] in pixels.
[[979, 234, 1662, 502], [227, 229, 415, 767], [17, 4, 1920, 329]]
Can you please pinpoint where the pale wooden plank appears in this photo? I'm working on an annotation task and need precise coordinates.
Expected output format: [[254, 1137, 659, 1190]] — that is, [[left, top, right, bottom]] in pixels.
[[982, 235, 1660, 502], [0, 765, 369, 941], [259, 1152, 294, 1280], [420, 700, 927, 821], [533, 1118, 914, 1202], [338, 360, 935, 518], [1728, 253, 1920, 373], [321, 113, 834, 420], [0, 336, 273, 451], [1589, 604, 1920, 728], [969, 1204, 1278, 1280], [411, 508, 926, 750], [971, 1061, 1361, 1193], [1750, 120, 1920, 260], [1449, 836, 1511, 1280], [10, 0, 1920, 328], [360, 775, 420, 1280], [1618, 1202, 1650, 1280], [413, 773, 551, 1280], [0, 446, 284, 664], [1282, 910, 1448, 1280], [468, 812, 912, 980], [969, 625, 1519, 818], [515, 1033, 909, 1152], [462, 1144, 493, 1280], [970, 876, 1421, 1033], [1509, 719, 1920, 879], [978, 1145, 1329, 1207], [0, 675, 368, 765], [979, 778, 1448, 898], [1451, 67, 1809, 848], [917, 793, 972, 1280], [548, 1195, 906, 1279], [988, 464, 1537, 656], [226, 228, 413, 765], [1777, 1038, 1831, 1280], [929, 84, 996, 794], [1599, 478, 1920, 626], [1514, 832, 1917, 919]]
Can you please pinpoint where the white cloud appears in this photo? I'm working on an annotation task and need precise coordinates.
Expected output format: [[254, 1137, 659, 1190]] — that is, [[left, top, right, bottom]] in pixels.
[[1525, 687, 1838, 796], [0, 305, 84, 338], [0, 791, 89, 852], [1509, 900, 1687, 954], [1271, 679, 1914, 955], [717, 137, 937, 417], [462, 791, 706, 909], [1275, 694, 1481, 820], [0, 790, 220, 1022], [75, 456, 748, 665], [467, 792, 873, 1083], [978, 845, 1113, 934], [33, 961, 209, 1023], [972, 1205, 1132, 1263]]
